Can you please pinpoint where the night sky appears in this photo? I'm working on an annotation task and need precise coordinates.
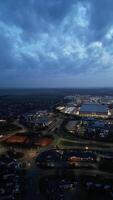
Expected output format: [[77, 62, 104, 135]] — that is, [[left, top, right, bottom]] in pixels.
[[0, 0, 113, 88]]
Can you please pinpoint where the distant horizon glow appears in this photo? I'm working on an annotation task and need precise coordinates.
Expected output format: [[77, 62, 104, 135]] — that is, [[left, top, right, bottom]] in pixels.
[[0, 0, 113, 87]]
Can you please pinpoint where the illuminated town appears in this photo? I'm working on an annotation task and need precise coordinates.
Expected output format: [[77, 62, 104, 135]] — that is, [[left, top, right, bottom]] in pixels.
[[1, 89, 113, 199]]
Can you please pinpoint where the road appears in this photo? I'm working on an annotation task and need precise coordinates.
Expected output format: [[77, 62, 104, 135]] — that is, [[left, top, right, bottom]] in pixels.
[[56, 138, 113, 151], [58, 130, 113, 148], [0, 120, 28, 142], [42, 117, 63, 134]]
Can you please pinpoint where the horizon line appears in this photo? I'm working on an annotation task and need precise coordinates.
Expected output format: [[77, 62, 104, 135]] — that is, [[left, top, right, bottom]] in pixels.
[[0, 87, 113, 90]]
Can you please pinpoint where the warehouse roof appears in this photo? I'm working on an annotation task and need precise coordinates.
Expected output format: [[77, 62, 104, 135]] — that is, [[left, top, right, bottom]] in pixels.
[[80, 104, 108, 113]]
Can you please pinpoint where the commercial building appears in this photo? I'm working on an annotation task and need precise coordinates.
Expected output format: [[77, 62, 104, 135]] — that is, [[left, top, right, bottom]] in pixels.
[[79, 104, 109, 118]]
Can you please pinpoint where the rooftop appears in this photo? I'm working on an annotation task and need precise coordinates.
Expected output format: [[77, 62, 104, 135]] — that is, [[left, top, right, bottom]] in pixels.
[[80, 104, 108, 114]]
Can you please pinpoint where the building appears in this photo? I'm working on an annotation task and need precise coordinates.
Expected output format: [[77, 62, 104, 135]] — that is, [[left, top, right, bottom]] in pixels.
[[79, 104, 109, 118]]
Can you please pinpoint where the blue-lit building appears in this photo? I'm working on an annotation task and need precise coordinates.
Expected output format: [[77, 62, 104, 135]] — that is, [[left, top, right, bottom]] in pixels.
[[79, 104, 109, 118]]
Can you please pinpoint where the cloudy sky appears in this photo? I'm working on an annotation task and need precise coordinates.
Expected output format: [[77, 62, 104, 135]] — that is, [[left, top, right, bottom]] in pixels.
[[0, 0, 113, 88]]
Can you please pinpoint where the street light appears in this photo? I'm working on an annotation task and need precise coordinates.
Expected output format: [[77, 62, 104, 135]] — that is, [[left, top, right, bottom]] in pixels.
[[85, 146, 89, 150]]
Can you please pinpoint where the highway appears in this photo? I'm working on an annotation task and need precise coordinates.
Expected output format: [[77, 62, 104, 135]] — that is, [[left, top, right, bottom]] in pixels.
[[56, 138, 113, 151]]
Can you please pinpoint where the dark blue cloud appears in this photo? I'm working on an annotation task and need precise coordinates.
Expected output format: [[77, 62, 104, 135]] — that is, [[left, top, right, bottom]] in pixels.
[[90, 0, 113, 40], [0, 0, 113, 87]]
